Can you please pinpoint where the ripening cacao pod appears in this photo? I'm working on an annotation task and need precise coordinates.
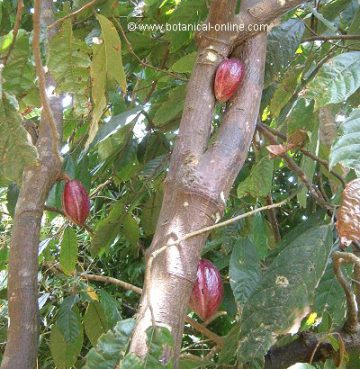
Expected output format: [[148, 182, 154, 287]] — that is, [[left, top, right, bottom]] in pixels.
[[214, 58, 245, 102], [189, 259, 224, 320], [62, 179, 90, 226]]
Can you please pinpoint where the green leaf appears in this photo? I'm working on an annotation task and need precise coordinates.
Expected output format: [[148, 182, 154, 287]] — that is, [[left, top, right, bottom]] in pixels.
[[286, 99, 315, 136], [153, 84, 187, 127], [237, 225, 333, 367], [229, 238, 261, 306], [297, 111, 319, 207], [314, 262, 348, 329], [179, 356, 214, 369], [97, 121, 135, 160], [82, 318, 135, 369], [60, 227, 78, 275], [269, 66, 302, 118], [57, 296, 81, 342], [170, 52, 197, 73], [120, 354, 143, 369], [3, 30, 36, 96], [91, 200, 125, 255], [50, 324, 83, 369], [6, 182, 19, 217], [237, 157, 274, 198], [99, 290, 121, 329], [123, 213, 140, 246], [47, 18, 91, 116], [91, 108, 140, 147], [307, 52, 360, 108], [0, 98, 38, 184], [141, 190, 163, 236], [329, 109, 360, 172], [250, 213, 271, 259], [84, 302, 108, 346], [165, 0, 207, 51], [96, 14, 126, 92], [265, 19, 305, 86]]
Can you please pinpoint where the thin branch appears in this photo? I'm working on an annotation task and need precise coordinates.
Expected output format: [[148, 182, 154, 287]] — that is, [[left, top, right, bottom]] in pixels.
[[33, 0, 61, 156], [81, 273, 224, 346], [332, 252, 360, 334], [257, 122, 346, 187], [303, 34, 360, 42], [265, 194, 281, 243], [2, 0, 24, 66], [47, 0, 98, 29], [112, 17, 187, 81], [257, 124, 335, 210], [44, 206, 94, 235]]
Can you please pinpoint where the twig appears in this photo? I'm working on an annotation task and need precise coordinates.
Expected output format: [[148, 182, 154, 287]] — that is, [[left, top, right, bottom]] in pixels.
[[257, 122, 346, 187], [44, 206, 94, 235], [303, 35, 360, 42], [257, 124, 335, 209], [265, 194, 282, 243], [2, 0, 24, 66], [33, 0, 61, 156], [47, 0, 98, 29], [89, 178, 112, 198], [112, 17, 187, 82], [332, 252, 360, 334], [81, 273, 223, 346]]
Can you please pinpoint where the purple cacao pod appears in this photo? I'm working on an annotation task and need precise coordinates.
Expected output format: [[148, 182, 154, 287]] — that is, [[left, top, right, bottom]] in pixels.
[[189, 259, 224, 320], [214, 58, 245, 102], [62, 179, 90, 226]]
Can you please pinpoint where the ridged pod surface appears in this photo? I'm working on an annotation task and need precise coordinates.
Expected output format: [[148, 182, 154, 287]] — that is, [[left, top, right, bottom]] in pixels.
[[214, 58, 245, 102], [189, 259, 224, 320], [62, 179, 90, 226]]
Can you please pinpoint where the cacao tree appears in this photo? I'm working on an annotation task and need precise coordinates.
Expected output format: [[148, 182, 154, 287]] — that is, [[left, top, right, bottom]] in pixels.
[[0, 0, 360, 369]]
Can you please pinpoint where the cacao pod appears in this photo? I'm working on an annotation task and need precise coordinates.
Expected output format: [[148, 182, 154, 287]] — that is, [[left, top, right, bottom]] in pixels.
[[62, 179, 90, 226], [214, 58, 245, 102], [189, 259, 224, 320]]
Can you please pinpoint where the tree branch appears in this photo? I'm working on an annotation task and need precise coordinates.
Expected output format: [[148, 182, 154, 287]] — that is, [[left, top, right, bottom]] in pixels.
[[81, 273, 224, 346], [47, 0, 98, 29], [2, 0, 24, 66], [0, 1, 63, 368], [303, 34, 360, 42]]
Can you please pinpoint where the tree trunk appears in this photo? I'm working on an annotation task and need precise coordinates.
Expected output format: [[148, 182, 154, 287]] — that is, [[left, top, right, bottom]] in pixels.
[[0, 1, 62, 368], [129, 1, 267, 365]]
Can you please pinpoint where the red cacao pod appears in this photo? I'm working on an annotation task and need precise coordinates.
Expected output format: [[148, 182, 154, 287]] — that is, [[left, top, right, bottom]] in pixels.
[[189, 259, 224, 320], [62, 179, 90, 226], [214, 58, 245, 102]]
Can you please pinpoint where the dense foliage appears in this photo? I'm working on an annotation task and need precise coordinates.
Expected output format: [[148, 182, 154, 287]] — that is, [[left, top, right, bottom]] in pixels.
[[1, 0, 360, 368]]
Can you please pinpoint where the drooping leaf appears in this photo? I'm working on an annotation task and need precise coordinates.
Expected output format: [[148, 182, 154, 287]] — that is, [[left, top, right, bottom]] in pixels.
[[0, 98, 38, 184], [307, 52, 360, 108], [314, 263, 347, 329], [96, 14, 126, 92], [336, 178, 360, 247], [229, 238, 261, 306], [50, 323, 83, 369], [122, 213, 140, 247], [237, 156, 274, 198], [99, 290, 121, 329], [237, 225, 333, 368], [84, 302, 108, 346], [170, 52, 197, 73], [141, 190, 163, 236], [59, 227, 78, 275], [82, 318, 135, 369], [57, 296, 81, 342], [153, 84, 187, 127], [87, 14, 127, 147], [265, 19, 305, 86], [3, 30, 36, 97], [91, 200, 125, 255], [329, 109, 360, 172], [47, 18, 91, 116]]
